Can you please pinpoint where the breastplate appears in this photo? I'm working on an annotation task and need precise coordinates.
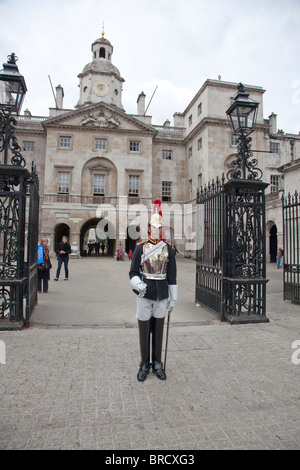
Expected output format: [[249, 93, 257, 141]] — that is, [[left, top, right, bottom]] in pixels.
[[141, 241, 169, 280]]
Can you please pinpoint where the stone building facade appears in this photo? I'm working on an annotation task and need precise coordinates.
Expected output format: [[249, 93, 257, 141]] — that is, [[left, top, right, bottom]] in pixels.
[[13, 32, 300, 260]]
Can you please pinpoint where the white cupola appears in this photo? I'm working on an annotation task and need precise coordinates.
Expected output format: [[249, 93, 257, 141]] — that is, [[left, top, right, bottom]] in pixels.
[[75, 26, 125, 109]]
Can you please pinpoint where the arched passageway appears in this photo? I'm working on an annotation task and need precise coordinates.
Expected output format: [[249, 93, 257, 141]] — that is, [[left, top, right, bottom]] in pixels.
[[269, 224, 277, 263], [54, 223, 70, 254], [80, 218, 115, 256]]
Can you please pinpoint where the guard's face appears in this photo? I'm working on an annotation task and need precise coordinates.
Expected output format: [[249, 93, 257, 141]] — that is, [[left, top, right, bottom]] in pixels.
[[150, 225, 162, 240]]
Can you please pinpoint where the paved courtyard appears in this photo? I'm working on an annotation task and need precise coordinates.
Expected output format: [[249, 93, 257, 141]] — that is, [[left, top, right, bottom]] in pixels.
[[0, 257, 299, 450]]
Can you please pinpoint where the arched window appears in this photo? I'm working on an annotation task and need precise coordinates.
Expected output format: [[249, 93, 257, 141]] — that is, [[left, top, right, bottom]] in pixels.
[[99, 47, 105, 58]]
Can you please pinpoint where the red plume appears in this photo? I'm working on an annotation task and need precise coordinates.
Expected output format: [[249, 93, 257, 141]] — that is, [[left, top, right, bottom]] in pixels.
[[153, 198, 162, 216]]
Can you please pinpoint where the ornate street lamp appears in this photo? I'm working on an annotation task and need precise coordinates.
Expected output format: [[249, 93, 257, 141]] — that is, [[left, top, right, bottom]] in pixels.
[[226, 82, 258, 136], [0, 53, 27, 114], [0, 53, 27, 166], [226, 83, 261, 181]]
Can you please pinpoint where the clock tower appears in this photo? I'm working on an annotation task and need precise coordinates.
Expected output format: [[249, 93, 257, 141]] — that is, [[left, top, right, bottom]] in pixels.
[[75, 28, 125, 109]]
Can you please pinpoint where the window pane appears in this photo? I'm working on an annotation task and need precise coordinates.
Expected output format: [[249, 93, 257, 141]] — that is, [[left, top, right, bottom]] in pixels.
[[270, 175, 279, 193], [95, 138, 107, 150], [129, 141, 140, 152], [23, 141, 34, 152], [162, 150, 172, 160], [162, 181, 171, 201], [270, 142, 279, 153], [128, 175, 139, 195], [59, 136, 71, 148], [57, 172, 70, 193], [231, 135, 239, 146], [94, 174, 105, 194]]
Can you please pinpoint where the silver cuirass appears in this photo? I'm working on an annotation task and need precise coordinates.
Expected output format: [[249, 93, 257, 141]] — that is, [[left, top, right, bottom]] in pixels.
[[141, 241, 169, 280]]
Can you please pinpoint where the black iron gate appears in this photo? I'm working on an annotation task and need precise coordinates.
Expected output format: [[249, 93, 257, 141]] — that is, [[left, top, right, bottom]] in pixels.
[[196, 177, 224, 317], [196, 177, 269, 323], [26, 163, 40, 325], [0, 163, 39, 328], [282, 190, 300, 304]]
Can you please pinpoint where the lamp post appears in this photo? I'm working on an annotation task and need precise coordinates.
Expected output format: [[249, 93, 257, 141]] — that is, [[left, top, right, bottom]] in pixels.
[[0, 52, 27, 166], [226, 82, 261, 181], [223, 82, 269, 323]]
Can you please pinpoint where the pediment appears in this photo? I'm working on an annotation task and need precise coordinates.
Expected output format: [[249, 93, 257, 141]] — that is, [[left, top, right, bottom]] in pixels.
[[88, 163, 112, 173], [43, 102, 155, 133]]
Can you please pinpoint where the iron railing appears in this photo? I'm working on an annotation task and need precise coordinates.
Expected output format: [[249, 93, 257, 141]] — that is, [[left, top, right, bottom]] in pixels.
[[282, 190, 300, 304]]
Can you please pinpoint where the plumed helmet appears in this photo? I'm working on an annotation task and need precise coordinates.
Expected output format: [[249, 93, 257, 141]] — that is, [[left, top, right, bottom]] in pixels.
[[149, 198, 163, 228]]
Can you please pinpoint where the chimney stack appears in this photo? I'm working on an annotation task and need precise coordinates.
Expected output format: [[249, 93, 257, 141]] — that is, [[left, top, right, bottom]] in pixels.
[[56, 84, 64, 109], [137, 92, 146, 115], [269, 112, 277, 134]]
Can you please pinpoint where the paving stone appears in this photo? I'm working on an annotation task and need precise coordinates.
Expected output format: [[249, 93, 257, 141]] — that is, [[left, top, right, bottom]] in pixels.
[[0, 259, 299, 450]]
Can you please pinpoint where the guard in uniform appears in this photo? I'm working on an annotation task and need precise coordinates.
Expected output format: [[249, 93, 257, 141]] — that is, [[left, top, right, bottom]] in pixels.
[[129, 198, 177, 381]]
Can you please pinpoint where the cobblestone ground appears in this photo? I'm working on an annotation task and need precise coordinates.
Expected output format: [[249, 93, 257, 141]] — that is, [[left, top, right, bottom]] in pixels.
[[0, 258, 299, 450], [0, 320, 299, 450]]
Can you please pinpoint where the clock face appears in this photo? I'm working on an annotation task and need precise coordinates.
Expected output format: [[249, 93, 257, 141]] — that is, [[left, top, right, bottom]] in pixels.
[[93, 81, 110, 97]]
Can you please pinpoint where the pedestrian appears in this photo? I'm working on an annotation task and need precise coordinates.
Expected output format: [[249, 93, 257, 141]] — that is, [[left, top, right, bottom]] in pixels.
[[128, 249, 132, 261], [129, 198, 177, 382], [116, 249, 120, 261], [54, 235, 71, 280], [82, 242, 88, 257], [171, 243, 179, 256], [38, 238, 52, 293], [118, 242, 125, 261], [95, 240, 100, 256], [277, 247, 283, 269]]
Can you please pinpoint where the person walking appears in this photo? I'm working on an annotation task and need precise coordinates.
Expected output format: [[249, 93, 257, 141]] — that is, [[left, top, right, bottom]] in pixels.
[[54, 236, 71, 280], [38, 238, 52, 293], [277, 247, 283, 269], [129, 198, 177, 382], [95, 240, 100, 256]]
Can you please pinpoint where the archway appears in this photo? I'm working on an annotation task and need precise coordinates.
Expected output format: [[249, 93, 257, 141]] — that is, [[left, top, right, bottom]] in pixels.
[[269, 224, 277, 263], [80, 218, 116, 256], [54, 223, 70, 254]]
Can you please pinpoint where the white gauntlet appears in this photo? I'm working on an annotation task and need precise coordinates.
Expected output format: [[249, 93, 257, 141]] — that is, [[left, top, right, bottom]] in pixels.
[[168, 284, 177, 311], [130, 276, 147, 297]]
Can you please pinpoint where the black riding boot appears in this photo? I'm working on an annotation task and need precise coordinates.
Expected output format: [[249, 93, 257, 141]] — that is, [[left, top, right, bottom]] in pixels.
[[152, 317, 166, 380], [137, 319, 151, 381]]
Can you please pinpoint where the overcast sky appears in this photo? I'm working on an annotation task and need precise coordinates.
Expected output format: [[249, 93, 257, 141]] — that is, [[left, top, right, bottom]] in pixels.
[[0, 0, 299, 133]]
